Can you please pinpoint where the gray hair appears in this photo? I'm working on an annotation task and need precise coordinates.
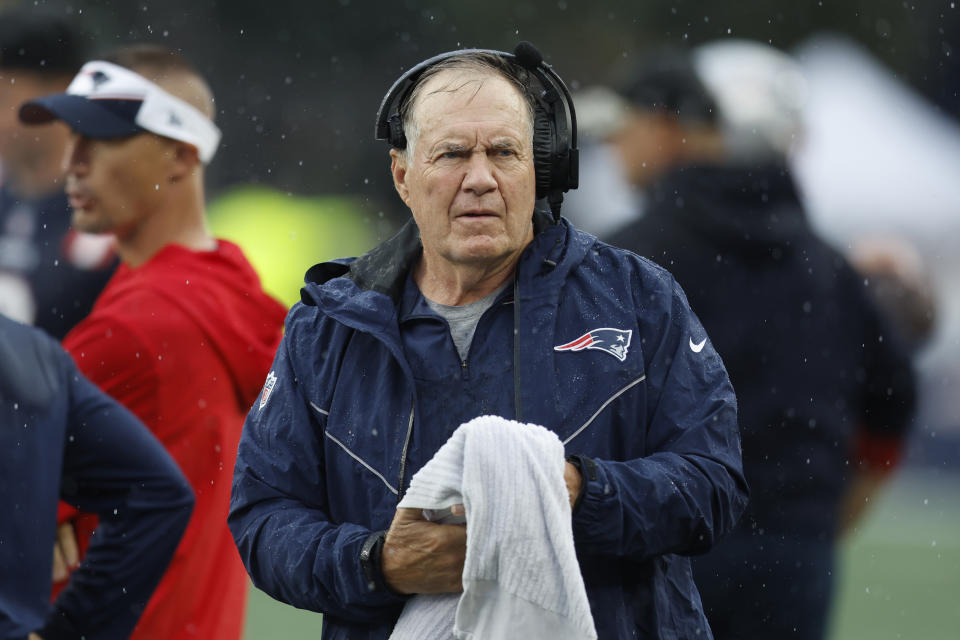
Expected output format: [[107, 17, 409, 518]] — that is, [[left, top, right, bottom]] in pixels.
[[399, 52, 538, 159]]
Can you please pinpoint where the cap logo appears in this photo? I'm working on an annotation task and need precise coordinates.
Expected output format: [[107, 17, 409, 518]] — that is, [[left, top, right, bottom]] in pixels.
[[91, 70, 110, 89]]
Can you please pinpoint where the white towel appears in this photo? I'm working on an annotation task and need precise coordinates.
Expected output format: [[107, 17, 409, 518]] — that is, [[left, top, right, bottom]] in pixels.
[[388, 415, 597, 640]]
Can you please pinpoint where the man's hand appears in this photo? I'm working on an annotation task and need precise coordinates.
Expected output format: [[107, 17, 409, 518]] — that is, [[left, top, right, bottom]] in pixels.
[[52, 522, 79, 582], [29, 633, 44, 640], [564, 461, 583, 511], [381, 507, 466, 594]]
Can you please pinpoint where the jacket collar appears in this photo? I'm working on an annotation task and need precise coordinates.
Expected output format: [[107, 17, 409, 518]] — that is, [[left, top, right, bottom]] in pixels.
[[303, 208, 560, 305]]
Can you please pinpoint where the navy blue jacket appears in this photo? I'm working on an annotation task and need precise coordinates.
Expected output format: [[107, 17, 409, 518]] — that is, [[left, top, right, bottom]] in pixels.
[[0, 315, 194, 640], [230, 213, 748, 639]]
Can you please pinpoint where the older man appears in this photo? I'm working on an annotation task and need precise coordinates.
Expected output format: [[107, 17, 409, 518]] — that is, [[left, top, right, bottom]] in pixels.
[[19, 45, 286, 640], [230, 46, 747, 639]]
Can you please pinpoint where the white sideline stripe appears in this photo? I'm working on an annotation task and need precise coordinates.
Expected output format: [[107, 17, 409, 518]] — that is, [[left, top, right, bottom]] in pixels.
[[309, 401, 329, 416], [324, 431, 399, 495], [562, 375, 647, 446]]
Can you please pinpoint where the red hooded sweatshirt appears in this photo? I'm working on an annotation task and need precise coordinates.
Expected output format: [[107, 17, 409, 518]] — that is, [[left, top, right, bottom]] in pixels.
[[57, 240, 286, 640]]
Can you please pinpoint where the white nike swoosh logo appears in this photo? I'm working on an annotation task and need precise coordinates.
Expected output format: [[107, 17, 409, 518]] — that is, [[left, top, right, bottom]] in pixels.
[[689, 337, 707, 353]]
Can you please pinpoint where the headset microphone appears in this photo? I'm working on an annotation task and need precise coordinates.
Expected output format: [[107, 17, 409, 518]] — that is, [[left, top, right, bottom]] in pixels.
[[375, 42, 578, 221], [513, 40, 543, 69]]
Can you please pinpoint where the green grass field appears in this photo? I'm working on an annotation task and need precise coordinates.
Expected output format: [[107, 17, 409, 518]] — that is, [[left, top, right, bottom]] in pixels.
[[241, 468, 960, 639], [827, 468, 960, 640]]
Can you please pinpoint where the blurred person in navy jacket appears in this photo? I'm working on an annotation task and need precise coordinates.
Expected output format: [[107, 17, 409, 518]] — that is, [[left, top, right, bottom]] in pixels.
[[598, 41, 917, 640], [0, 9, 116, 339], [0, 313, 193, 640]]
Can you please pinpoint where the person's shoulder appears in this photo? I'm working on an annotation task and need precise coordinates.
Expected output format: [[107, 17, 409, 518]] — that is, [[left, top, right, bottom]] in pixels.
[[0, 316, 66, 407], [65, 305, 147, 343], [582, 235, 678, 292]]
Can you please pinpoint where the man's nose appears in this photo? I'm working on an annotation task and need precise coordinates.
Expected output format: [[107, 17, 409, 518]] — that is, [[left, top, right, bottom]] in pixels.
[[63, 135, 89, 175], [461, 152, 497, 195]]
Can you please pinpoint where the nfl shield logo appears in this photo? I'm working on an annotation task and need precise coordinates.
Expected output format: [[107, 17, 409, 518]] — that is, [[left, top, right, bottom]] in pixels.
[[259, 370, 277, 410]]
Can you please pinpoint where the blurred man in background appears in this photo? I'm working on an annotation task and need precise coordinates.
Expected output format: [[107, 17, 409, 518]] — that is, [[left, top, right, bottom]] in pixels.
[[1, 313, 194, 640], [594, 41, 917, 639], [19, 44, 287, 640], [0, 9, 116, 339]]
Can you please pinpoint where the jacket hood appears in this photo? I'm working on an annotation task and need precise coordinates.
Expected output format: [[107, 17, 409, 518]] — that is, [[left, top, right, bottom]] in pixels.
[[104, 240, 286, 407], [646, 163, 810, 258]]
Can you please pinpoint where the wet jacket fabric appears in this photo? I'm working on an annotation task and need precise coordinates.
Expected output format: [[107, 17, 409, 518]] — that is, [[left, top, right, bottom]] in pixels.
[[0, 314, 193, 640], [230, 212, 749, 639], [607, 164, 916, 639], [58, 241, 286, 640]]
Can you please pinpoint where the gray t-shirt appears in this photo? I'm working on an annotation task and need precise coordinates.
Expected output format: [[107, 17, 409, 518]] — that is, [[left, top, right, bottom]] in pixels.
[[425, 282, 510, 362]]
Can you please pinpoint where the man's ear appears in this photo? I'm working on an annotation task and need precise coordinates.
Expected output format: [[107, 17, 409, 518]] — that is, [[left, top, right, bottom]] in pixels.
[[390, 148, 410, 206], [168, 140, 201, 183]]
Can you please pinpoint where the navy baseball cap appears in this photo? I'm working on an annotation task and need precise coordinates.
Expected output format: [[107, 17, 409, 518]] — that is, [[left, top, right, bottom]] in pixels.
[[20, 60, 221, 163]]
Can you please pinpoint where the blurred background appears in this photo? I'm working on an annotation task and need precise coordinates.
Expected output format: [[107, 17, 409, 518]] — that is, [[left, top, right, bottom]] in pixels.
[[2, 0, 957, 638]]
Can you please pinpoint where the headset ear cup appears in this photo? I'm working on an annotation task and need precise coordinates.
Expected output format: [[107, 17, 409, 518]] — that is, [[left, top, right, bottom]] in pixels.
[[532, 106, 554, 200], [388, 113, 407, 150]]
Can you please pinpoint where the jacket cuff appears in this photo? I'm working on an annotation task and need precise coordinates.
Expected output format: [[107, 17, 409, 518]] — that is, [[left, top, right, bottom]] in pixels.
[[359, 530, 392, 593], [37, 606, 82, 640], [566, 454, 597, 516]]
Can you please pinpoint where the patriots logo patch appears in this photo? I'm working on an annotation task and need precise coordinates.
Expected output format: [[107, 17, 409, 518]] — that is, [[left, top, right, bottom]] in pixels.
[[90, 70, 110, 89], [259, 370, 277, 410], [554, 328, 633, 362]]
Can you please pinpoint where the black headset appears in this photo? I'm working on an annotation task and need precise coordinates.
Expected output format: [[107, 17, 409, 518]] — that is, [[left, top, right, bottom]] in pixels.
[[375, 41, 578, 220]]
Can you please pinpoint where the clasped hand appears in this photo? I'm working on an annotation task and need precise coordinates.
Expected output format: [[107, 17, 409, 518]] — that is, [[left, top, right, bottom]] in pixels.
[[381, 506, 466, 594], [379, 462, 581, 595]]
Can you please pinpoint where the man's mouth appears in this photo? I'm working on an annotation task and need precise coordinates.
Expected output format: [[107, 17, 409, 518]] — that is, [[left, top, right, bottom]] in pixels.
[[67, 191, 93, 211], [457, 210, 498, 219]]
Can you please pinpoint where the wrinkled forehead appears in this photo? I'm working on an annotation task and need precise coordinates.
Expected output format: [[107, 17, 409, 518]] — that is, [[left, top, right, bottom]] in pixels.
[[411, 68, 532, 131]]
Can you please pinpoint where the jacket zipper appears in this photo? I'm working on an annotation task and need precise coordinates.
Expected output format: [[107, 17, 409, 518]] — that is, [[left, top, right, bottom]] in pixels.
[[396, 398, 415, 501]]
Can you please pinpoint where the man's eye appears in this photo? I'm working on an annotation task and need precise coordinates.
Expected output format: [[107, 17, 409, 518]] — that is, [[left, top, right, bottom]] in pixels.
[[494, 148, 516, 157]]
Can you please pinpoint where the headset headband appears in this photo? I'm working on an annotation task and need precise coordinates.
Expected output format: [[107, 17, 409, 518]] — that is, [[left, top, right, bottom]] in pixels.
[[374, 42, 578, 218]]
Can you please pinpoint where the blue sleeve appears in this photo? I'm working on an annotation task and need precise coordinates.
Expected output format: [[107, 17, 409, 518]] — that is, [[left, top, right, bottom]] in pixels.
[[228, 318, 407, 622], [40, 352, 194, 640], [572, 274, 749, 560]]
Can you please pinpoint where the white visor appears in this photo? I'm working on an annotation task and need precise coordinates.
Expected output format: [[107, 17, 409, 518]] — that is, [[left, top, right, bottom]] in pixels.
[[65, 60, 222, 164]]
